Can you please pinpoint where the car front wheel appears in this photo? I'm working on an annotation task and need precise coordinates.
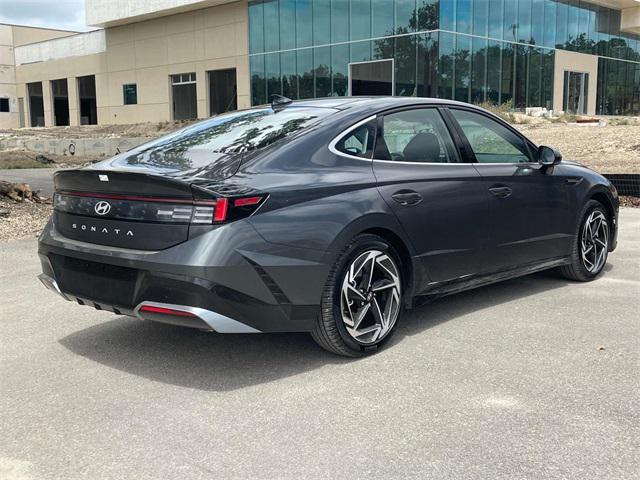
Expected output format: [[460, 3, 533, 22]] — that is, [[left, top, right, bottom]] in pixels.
[[312, 234, 403, 357], [558, 200, 610, 281]]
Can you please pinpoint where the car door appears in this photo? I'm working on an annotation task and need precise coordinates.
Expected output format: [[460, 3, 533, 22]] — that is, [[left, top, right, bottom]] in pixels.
[[446, 107, 573, 273], [372, 107, 489, 289]]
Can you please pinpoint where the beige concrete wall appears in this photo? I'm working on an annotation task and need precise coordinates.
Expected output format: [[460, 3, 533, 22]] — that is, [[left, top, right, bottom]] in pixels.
[[553, 49, 599, 116], [0, 25, 18, 128], [0, 24, 77, 128], [16, 52, 108, 127], [621, 6, 640, 34], [101, 0, 249, 124], [15, 30, 106, 65], [14, 0, 249, 126], [11, 25, 76, 47]]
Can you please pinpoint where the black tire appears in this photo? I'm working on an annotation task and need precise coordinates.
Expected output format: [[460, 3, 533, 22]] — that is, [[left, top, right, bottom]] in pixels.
[[557, 200, 610, 282], [311, 234, 403, 357]]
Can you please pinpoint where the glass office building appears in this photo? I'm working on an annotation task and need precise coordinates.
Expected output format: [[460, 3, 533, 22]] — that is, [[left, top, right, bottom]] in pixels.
[[248, 0, 640, 115]]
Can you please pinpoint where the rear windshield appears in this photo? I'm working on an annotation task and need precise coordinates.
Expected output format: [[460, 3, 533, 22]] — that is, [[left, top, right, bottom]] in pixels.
[[115, 106, 336, 171]]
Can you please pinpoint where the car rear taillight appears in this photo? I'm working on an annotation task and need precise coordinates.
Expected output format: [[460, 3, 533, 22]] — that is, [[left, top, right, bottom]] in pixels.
[[234, 196, 262, 207], [192, 195, 268, 224], [54, 191, 267, 225], [213, 198, 229, 222]]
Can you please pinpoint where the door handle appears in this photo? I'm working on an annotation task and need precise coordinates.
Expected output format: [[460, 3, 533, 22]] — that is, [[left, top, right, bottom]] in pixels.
[[391, 190, 423, 206], [489, 186, 513, 198]]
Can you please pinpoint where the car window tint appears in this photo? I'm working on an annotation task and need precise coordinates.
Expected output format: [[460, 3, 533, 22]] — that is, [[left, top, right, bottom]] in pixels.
[[114, 106, 336, 171], [450, 109, 531, 163], [335, 120, 376, 158], [378, 109, 459, 163]]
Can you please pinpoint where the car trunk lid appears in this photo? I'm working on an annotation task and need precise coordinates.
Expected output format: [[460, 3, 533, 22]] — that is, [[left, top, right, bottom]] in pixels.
[[53, 170, 219, 251]]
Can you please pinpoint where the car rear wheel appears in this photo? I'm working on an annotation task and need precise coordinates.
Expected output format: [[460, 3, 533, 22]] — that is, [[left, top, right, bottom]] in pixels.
[[558, 200, 610, 282], [311, 234, 403, 357]]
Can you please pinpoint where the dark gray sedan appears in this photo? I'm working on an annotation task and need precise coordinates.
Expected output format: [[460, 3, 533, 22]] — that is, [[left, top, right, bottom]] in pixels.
[[38, 97, 618, 356]]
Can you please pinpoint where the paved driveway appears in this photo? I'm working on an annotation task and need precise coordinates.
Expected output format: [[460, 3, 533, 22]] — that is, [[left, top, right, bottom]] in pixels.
[[1, 209, 638, 480], [0, 168, 55, 197]]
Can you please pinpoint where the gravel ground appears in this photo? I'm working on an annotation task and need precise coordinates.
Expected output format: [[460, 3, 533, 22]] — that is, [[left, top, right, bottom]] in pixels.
[[620, 196, 640, 208], [515, 123, 640, 173], [0, 199, 51, 242]]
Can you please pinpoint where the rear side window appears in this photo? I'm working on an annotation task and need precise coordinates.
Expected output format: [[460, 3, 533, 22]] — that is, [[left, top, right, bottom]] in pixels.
[[450, 109, 531, 163], [334, 120, 376, 158], [376, 108, 459, 163]]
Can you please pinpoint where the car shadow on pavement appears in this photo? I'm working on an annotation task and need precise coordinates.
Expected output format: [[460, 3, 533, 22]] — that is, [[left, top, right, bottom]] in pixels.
[[59, 270, 574, 392], [393, 271, 574, 341]]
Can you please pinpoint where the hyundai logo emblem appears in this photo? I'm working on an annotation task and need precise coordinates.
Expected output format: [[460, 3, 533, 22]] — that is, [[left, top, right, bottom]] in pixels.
[[94, 200, 111, 216]]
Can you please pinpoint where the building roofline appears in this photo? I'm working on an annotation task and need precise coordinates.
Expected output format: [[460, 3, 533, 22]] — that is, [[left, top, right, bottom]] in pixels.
[[85, 0, 238, 28], [0, 22, 83, 33], [14, 28, 103, 48]]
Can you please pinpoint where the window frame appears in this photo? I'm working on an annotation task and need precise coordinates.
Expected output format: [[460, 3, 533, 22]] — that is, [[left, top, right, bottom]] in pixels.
[[333, 118, 377, 159], [373, 106, 465, 165], [444, 106, 539, 164], [329, 104, 541, 165], [122, 84, 138, 105], [330, 105, 469, 164], [329, 115, 378, 160], [0, 97, 10, 112]]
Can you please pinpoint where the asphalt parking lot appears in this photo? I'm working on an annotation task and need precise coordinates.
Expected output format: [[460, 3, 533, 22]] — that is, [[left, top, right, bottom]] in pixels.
[[1, 209, 638, 480]]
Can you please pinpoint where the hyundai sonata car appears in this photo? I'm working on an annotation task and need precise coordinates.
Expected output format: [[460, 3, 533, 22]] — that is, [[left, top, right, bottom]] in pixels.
[[38, 96, 618, 356]]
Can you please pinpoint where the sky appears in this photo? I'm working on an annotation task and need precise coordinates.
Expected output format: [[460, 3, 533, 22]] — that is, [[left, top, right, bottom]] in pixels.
[[0, 0, 92, 32]]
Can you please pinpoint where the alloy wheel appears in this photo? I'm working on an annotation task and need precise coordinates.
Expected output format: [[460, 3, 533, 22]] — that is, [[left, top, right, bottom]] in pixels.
[[340, 249, 401, 345], [581, 210, 608, 273]]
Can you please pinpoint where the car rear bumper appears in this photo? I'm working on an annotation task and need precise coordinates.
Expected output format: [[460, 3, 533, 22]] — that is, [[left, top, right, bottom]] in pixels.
[[37, 219, 329, 333], [37, 274, 261, 333]]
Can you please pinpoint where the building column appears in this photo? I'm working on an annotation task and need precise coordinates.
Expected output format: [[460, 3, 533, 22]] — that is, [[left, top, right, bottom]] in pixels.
[[42, 80, 53, 127], [68, 76, 80, 126], [196, 64, 208, 119], [17, 83, 28, 128], [94, 73, 108, 126], [236, 55, 251, 110]]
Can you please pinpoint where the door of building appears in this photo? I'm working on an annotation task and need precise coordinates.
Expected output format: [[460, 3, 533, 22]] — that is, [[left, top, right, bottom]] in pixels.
[[171, 73, 197, 121], [27, 82, 45, 127], [208, 69, 237, 116], [563, 71, 589, 115], [77, 75, 97, 125], [349, 59, 394, 96], [51, 78, 70, 126]]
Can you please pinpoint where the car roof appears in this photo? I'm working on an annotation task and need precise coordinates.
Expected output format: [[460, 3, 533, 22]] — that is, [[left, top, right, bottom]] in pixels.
[[286, 96, 475, 111]]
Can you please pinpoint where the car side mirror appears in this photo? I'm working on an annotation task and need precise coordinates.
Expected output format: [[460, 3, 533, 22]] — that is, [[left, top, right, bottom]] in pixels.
[[538, 145, 562, 166]]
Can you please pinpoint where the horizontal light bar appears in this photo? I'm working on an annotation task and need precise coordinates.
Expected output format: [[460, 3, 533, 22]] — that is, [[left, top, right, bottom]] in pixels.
[[58, 190, 215, 205], [54, 192, 267, 225]]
